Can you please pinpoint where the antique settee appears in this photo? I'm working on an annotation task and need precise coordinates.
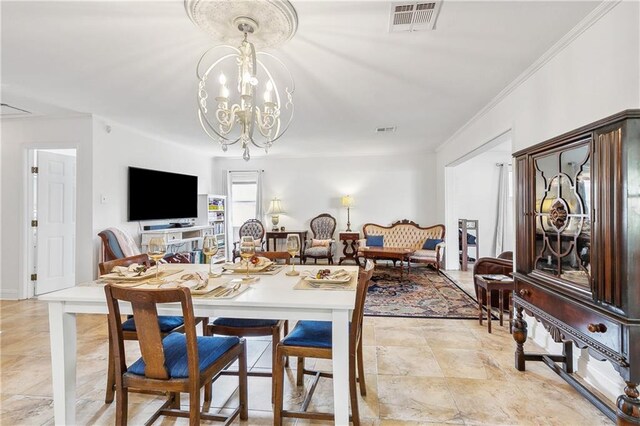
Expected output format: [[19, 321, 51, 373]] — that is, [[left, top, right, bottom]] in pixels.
[[358, 220, 446, 272]]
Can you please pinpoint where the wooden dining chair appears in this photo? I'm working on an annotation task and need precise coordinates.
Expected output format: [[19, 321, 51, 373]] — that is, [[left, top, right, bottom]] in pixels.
[[99, 255, 206, 404], [273, 261, 375, 425], [207, 250, 290, 402], [104, 284, 248, 425]]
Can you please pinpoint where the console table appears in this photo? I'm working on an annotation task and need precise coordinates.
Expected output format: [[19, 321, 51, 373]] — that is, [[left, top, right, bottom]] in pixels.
[[140, 225, 214, 260], [265, 230, 308, 253], [338, 232, 360, 265]]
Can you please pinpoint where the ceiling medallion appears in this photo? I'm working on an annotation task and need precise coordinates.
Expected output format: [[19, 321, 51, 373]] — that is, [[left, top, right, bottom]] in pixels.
[[186, 0, 298, 161]]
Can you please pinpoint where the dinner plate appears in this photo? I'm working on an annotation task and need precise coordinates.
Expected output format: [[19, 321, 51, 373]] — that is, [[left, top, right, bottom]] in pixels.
[[304, 270, 352, 284]]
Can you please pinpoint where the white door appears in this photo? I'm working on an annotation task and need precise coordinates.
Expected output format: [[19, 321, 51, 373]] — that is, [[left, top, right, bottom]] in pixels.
[[35, 151, 76, 295]]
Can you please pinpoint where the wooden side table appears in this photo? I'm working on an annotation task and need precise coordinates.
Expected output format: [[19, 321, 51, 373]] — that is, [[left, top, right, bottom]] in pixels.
[[338, 232, 360, 265], [475, 275, 514, 333]]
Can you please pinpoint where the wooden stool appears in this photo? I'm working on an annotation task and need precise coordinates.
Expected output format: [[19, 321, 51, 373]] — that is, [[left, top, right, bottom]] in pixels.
[[475, 275, 514, 333]]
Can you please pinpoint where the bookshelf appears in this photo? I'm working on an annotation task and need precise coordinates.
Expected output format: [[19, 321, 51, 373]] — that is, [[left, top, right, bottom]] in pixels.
[[207, 194, 227, 263], [459, 219, 478, 271]]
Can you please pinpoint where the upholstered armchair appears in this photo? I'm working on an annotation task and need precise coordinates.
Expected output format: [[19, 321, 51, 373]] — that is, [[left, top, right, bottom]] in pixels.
[[302, 213, 337, 264], [473, 251, 513, 309], [232, 219, 266, 262]]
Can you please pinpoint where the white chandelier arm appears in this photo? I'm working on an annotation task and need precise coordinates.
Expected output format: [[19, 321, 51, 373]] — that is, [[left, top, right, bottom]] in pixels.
[[198, 110, 241, 146], [196, 46, 240, 80]]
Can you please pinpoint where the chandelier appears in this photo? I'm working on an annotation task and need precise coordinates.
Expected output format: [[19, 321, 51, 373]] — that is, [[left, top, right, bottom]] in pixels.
[[189, 1, 297, 161]]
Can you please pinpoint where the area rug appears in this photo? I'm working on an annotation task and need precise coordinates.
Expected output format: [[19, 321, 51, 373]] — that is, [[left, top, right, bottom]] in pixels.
[[364, 266, 479, 319]]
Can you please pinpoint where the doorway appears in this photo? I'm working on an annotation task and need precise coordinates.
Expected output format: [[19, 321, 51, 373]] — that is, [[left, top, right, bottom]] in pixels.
[[27, 148, 77, 296], [443, 131, 514, 276]]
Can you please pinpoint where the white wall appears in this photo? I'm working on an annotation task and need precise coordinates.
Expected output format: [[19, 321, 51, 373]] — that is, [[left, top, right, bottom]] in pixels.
[[452, 149, 513, 259], [213, 152, 438, 246], [435, 1, 640, 403], [91, 118, 214, 277], [0, 115, 94, 299]]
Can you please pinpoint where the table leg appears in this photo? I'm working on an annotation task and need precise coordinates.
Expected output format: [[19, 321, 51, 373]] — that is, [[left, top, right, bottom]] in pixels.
[[48, 302, 77, 425], [487, 290, 492, 334], [478, 287, 483, 325], [508, 291, 513, 334], [332, 309, 350, 425], [499, 289, 504, 326]]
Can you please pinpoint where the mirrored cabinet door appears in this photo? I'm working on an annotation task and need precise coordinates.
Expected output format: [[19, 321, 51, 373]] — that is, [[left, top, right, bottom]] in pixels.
[[532, 141, 592, 292]]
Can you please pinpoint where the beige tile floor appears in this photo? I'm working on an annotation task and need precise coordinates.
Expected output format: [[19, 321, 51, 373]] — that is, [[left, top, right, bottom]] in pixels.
[[0, 271, 614, 425]]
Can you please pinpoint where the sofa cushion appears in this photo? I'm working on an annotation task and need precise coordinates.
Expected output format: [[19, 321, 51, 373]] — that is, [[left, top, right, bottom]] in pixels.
[[366, 235, 384, 247], [411, 249, 438, 260], [423, 238, 443, 250]]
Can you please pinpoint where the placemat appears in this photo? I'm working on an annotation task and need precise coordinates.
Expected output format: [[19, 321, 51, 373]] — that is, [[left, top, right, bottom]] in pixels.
[[98, 269, 185, 285], [293, 273, 357, 291], [222, 265, 285, 275]]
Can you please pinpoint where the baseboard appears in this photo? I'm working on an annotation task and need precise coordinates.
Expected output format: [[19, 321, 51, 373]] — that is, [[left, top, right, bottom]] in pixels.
[[0, 289, 19, 300]]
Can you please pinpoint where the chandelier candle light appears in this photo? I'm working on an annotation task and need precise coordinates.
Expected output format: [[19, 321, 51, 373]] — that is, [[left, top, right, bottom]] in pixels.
[[342, 195, 354, 232], [190, 1, 297, 161], [267, 197, 285, 231]]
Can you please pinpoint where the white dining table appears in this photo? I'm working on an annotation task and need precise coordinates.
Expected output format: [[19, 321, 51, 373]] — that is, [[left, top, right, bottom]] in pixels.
[[39, 263, 359, 426]]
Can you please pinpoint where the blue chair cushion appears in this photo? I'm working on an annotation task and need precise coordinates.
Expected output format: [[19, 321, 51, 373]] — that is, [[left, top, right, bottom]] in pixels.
[[366, 235, 384, 247], [281, 320, 333, 349], [422, 238, 443, 250], [128, 333, 239, 378], [122, 316, 184, 332], [104, 230, 125, 259], [212, 318, 280, 328]]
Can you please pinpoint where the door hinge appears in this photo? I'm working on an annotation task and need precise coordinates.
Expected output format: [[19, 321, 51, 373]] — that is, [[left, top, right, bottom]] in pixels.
[[31, 166, 39, 174], [30, 273, 37, 281], [31, 219, 38, 227]]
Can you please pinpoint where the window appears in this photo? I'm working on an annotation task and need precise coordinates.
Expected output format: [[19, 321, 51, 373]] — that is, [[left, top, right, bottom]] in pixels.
[[227, 171, 262, 228]]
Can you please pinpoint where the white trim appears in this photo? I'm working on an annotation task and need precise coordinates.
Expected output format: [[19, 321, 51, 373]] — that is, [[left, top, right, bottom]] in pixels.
[[436, 0, 622, 153], [0, 289, 19, 300]]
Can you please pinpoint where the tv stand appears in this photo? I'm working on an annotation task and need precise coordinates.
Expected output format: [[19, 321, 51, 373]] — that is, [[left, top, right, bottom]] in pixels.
[[140, 225, 216, 263]]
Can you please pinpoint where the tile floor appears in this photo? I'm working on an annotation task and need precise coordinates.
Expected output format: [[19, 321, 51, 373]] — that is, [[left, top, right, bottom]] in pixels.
[[0, 271, 614, 425]]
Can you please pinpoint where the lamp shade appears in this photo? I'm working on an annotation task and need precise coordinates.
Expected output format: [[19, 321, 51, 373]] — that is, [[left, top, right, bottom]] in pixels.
[[267, 198, 285, 215], [341, 195, 354, 207]]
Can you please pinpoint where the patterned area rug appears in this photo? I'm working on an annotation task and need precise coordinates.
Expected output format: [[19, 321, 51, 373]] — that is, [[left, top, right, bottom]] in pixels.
[[364, 266, 479, 319]]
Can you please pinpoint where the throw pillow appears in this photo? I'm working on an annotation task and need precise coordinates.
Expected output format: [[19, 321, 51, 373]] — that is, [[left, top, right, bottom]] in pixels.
[[311, 239, 331, 247], [423, 238, 443, 250], [366, 235, 384, 247]]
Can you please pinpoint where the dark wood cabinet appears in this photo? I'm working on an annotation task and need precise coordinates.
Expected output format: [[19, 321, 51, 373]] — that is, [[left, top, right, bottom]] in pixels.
[[512, 110, 640, 425]]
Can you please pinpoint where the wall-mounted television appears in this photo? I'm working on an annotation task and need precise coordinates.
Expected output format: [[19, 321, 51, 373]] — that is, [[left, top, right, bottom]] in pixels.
[[128, 167, 198, 221]]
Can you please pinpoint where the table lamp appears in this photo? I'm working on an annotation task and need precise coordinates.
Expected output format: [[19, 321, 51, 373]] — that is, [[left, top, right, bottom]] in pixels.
[[341, 195, 353, 232], [267, 198, 286, 231]]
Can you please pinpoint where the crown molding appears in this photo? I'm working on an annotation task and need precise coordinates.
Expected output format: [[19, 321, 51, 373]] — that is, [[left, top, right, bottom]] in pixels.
[[436, 0, 622, 153]]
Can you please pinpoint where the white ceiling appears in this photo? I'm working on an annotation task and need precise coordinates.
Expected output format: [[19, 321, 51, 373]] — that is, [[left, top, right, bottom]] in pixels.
[[1, 1, 599, 158]]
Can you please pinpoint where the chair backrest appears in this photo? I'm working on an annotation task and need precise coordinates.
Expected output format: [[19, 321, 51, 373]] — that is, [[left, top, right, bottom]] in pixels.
[[98, 229, 126, 261], [260, 251, 291, 264], [239, 219, 265, 241], [351, 263, 375, 348], [497, 251, 513, 260], [104, 284, 199, 381], [310, 214, 337, 240], [99, 253, 150, 275]]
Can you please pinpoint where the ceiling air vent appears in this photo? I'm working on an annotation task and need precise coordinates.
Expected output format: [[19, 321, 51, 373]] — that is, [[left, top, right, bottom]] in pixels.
[[389, 1, 442, 32], [0, 103, 32, 117], [376, 126, 397, 133]]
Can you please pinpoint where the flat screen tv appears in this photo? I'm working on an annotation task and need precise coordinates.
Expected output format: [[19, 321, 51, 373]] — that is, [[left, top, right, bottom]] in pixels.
[[128, 167, 198, 221]]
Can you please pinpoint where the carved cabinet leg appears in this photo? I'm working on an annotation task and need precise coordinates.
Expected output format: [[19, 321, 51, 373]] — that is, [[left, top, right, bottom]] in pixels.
[[563, 340, 574, 374], [617, 382, 640, 425], [512, 306, 528, 371]]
